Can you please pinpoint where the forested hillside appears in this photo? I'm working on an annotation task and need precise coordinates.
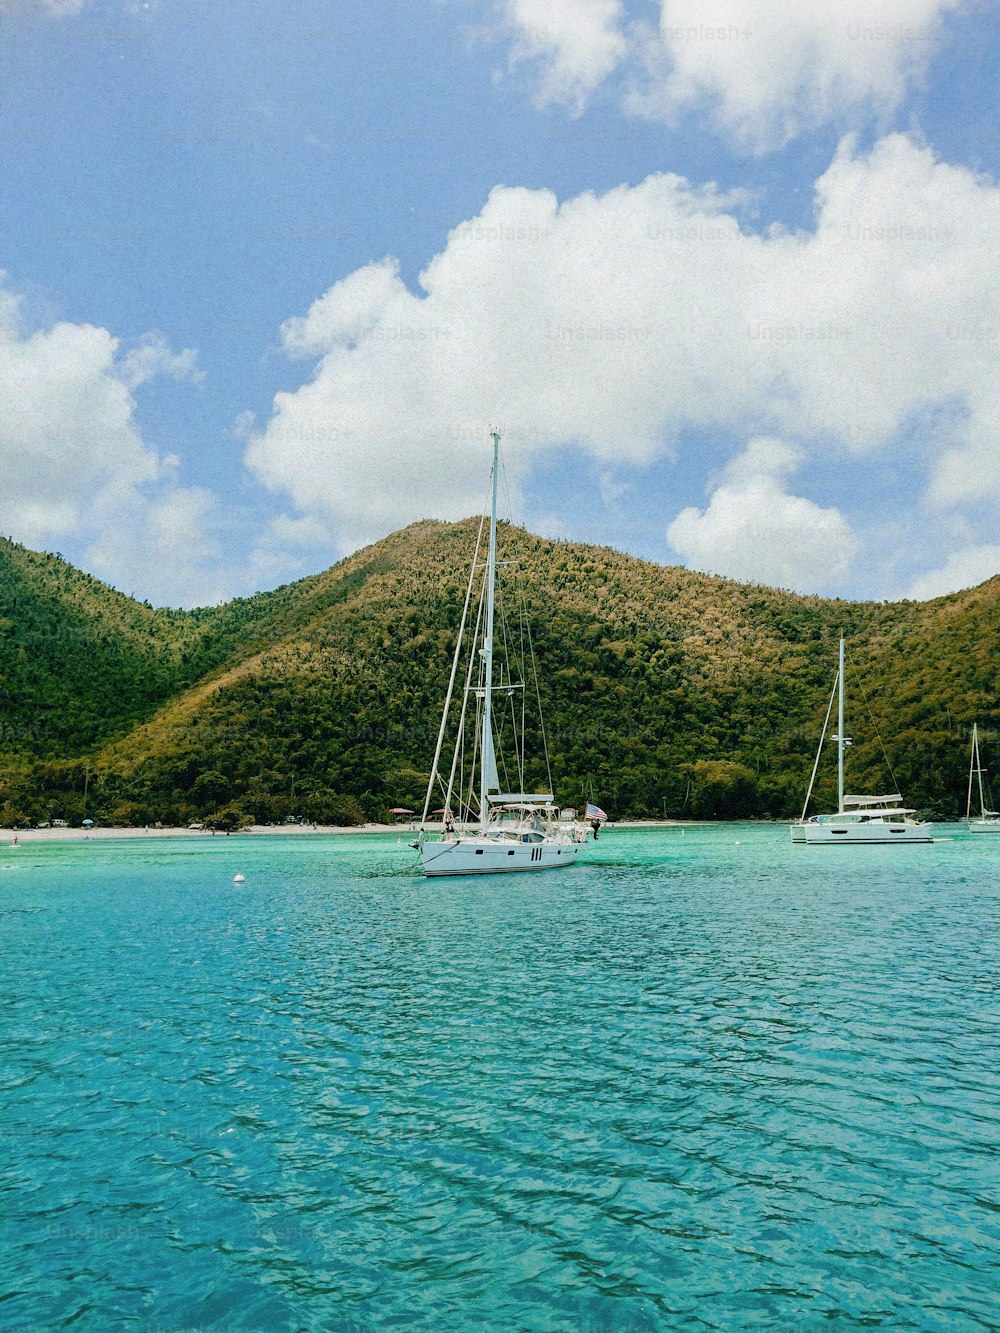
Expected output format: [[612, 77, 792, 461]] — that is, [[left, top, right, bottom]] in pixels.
[[1, 523, 997, 827]]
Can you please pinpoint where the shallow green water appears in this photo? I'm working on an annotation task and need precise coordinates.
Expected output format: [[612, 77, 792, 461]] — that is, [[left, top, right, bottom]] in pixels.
[[1, 826, 998, 1329]]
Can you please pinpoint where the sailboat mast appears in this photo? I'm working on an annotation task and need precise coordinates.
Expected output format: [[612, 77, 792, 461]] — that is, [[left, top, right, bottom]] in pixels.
[[837, 636, 845, 814], [967, 722, 987, 821], [967, 723, 976, 820], [480, 430, 500, 833]]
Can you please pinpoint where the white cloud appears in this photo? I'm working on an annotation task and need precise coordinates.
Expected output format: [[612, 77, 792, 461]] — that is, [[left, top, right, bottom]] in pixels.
[[599, 470, 630, 509], [630, 0, 962, 152], [666, 438, 858, 591], [244, 512, 338, 590], [497, 0, 629, 110], [0, 283, 157, 545], [484, 0, 962, 150], [0, 275, 226, 606], [279, 260, 408, 358], [531, 511, 573, 541], [245, 134, 1000, 578], [266, 513, 334, 548], [85, 487, 230, 607], [905, 545, 1000, 599], [117, 332, 202, 390], [0, 0, 89, 15]]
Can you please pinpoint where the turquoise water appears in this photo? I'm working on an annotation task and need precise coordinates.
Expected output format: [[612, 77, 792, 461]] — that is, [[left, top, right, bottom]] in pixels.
[[1, 825, 997, 1330]]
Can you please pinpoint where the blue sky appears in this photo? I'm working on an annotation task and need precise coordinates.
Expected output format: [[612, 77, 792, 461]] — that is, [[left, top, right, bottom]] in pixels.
[[1, 0, 998, 605]]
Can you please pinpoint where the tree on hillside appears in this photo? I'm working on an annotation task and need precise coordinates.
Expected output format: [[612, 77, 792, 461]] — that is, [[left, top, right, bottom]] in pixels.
[[682, 760, 760, 819]]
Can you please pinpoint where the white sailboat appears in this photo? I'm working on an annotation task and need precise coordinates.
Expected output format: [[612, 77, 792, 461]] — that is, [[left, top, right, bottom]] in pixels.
[[790, 637, 933, 845], [965, 723, 1000, 833], [416, 430, 588, 878]]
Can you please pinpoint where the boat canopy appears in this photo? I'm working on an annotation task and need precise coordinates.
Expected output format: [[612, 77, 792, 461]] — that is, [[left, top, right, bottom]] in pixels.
[[843, 793, 901, 806], [827, 807, 916, 818], [488, 792, 553, 804]]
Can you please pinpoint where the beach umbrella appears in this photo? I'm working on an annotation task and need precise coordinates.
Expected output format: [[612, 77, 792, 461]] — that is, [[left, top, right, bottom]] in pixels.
[[82, 819, 94, 826]]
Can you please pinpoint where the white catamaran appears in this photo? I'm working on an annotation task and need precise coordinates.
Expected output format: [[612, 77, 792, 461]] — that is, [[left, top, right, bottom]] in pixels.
[[416, 430, 590, 878], [790, 637, 933, 845], [966, 723, 1000, 833]]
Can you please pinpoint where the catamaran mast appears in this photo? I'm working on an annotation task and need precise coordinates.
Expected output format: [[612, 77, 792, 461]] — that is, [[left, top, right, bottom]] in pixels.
[[480, 429, 500, 833], [837, 636, 845, 814], [967, 722, 985, 821]]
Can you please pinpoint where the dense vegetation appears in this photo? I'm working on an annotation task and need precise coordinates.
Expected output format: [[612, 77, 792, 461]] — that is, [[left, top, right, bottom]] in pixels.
[[1, 523, 997, 827]]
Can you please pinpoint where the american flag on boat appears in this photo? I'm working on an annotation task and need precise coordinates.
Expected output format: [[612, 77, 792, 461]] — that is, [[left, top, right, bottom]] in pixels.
[[585, 803, 607, 823]]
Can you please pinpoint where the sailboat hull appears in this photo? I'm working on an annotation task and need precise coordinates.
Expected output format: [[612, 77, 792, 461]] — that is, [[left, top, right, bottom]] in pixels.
[[793, 638, 933, 847], [791, 820, 933, 845], [418, 431, 592, 881], [420, 837, 583, 877]]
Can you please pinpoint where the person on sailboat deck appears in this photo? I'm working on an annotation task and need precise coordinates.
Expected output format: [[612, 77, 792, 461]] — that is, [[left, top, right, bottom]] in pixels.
[[444, 813, 455, 836]]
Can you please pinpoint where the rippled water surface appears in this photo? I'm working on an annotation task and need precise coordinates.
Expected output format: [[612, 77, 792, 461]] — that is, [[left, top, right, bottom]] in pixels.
[[2, 826, 998, 1330]]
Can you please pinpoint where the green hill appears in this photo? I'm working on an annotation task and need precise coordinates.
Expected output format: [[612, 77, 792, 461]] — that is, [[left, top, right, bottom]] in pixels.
[[1, 522, 997, 827], [0, 534, 210, 758]]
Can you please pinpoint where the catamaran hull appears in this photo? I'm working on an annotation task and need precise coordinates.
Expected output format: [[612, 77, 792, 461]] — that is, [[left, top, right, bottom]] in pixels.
[[420, 838, 583, 876], [790, 823, 933, 844]]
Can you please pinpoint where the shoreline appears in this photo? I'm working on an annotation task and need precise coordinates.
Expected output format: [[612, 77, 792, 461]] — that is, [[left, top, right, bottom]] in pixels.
[[1, 818, 752, 846], [3, 822, 411, 844]]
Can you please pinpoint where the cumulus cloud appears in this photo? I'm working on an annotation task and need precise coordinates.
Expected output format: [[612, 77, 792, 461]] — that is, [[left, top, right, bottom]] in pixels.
[[484, 0, 961, 150], [497, 0, 628, 110], [905, 545, 1000, 599], [0, 275, 224, 606], [85, 487, 230, 607], [117, 332, 202, 390], [245, 133, 1000, 574], [0, 284, 157, 545], [629, 0, 962, 152], [666, 438, 858, 592], [244, 513, 339, 590]]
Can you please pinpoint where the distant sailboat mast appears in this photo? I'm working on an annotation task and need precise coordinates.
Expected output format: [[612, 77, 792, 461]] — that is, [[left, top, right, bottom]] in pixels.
[[967, 722, 986, 821], [964, 723, 1000, 831], [837, 637, 845, 814], [480, 429, 500, 834], [791, 633, 931, 845]]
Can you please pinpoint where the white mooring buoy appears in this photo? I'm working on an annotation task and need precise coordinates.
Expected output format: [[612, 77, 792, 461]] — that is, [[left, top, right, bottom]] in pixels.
[[233, 873, 246, 885]]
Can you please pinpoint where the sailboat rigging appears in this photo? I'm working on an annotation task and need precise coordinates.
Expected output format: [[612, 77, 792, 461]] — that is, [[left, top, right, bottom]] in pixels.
[[790, 637, 933, 845], [965, 723, 1000, 832], [415, 430, 591, 877]]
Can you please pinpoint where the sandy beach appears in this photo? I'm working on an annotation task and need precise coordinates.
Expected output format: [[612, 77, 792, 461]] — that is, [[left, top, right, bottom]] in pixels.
[[0, 818, 706, 847], [1, 822, 416, 845]]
